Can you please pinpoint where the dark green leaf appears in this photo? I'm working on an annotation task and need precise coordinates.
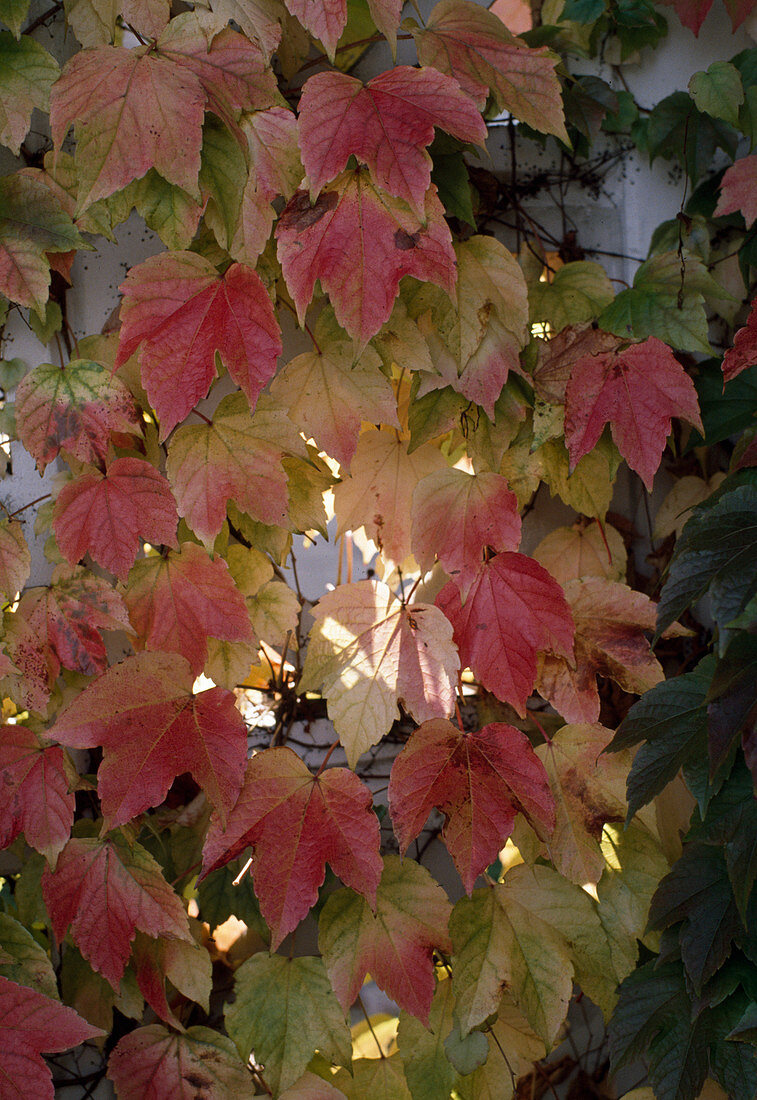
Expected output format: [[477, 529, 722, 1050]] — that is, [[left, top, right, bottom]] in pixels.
[[646, 91, 738, 184], [688, 359, 757, 449]]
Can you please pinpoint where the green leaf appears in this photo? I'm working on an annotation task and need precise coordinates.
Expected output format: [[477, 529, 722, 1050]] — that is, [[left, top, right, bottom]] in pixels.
[[689, 359, 757, 449], [407, 385, 469, 452], [528, 260, 614, 330], [560, 0, 605, 23], [333, 1054, 412, 1099], [0, 32, 59, 155], [0, 0, 30, 36], [29, 299, 62, 345], [195, 857, 269, 942], [707, 633, 757, 776], [200, 115, 248, 253], [431, 152, 476, 227], [225, 954, 351, 1095], [691, 759, 757, 924], [131, 171, 203, 252], [398, 978, 461, 1100], [0, 912, 58, 998], [646, 91, 738, 184], [689, 62, 744, 128]]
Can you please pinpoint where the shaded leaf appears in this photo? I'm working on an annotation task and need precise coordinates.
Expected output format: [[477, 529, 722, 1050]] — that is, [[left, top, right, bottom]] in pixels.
[[0, 724, 74, 865], [0, 912, 58, 999], [0, 33, 59, 156], [0, 519, 30, 600], [532, 520, 626, 585]]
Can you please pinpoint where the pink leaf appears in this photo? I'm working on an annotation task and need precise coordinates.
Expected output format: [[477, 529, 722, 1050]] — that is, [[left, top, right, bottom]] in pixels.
[[0, 725, 74, 865]]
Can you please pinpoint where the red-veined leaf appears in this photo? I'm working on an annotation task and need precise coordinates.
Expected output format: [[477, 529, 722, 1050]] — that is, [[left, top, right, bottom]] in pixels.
[[0, 725, 74, 865], [715, 153, 757, 227]]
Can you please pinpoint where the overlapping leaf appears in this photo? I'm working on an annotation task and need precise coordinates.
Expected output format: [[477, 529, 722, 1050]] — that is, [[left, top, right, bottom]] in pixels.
[[532, 520, 627, 585], [716, 154, 757, 227], [0, 519, 30, 601], [53, 458, 178, 581], [319, 854, 452, 1023], [564, 336, 702, 489], [298, 66, 486, 215], [723, 296, 757, 381], [201, 747, 382, 948], [0, 32, 59, 156], [15, 358, 141, 473], [42, 832, 192, 988], [0, 724, 74, 865], [115, 252, 281, 438], [123, 541, 253, 675], [388, 718, 555, 893], [276, 169, 456, 345], [48, 652, 248, 829], [131, 933, 211, 1028], [298, 579, 459, 767], [436, 552, 574, 714]]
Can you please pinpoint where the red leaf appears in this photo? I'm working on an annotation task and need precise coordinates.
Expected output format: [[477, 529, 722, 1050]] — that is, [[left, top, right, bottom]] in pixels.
[[115, 252, 281, 439], [50, 47, 206, 210], [53, 458, 179, 581], [412, 468, 521, 600], [42, 833, 192, 988], [276, 169, 456, 345], [723, 295, 757, 382], [298, 66, 486, 216], [412, 0, 567, 139], [284, 0, 346, 60], [0, 725, 74, 865], [201, 748, 382, 949], [15, 358, 141, 473], [564, 336, 703, 490], [0, 975, 103, 1100], [436, 552, 574, 715], [48, 653, 248, 829], [388, 719, 555, 893], [123, 542, 253, 676], [318, 855, 452, 1024], [715, 153, 757, 227], [658, 0, 754, 33]]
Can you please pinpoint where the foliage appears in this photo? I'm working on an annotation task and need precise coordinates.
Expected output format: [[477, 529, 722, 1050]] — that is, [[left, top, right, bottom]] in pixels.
[[0, 0, 756, 1095]]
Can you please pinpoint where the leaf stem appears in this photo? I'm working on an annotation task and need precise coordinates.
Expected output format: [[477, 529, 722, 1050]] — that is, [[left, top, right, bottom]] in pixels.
[[278, 296, 322, 353], [356, 992, 386, 1058], [315, 739, 340, 777], [192, 408, 213, 426], [7, 493, 51, 519]]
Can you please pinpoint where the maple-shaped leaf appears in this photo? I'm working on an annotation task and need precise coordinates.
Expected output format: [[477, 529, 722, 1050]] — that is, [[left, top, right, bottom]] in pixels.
[[333, 429, 446, 563], [13, 569, 132, 686], [201, 747, 382, 949], [270, 319, 399, 469], [226, 954, 352, 1095], [534, 723, 629, 885], [333, 1055, 412, 1099], [0, 519, 30, 600], [531, 325, 622, 404], [412, 0, 567, 140], [0, 975, 103, 1100], [283, 0, 346, 61], [108, 1024, 256, 1100], [0, 724, 74, 865], [319, 854, 453, 1023], [15, 357, 141, 473], [115, 252, 281, 438], [48, 652, 248, 829], [0, 174, 84, 313], [412, 468, 521, 600], [298, 579, 459, 767], [564, 336, 703, 490], [532, 520, 627, 586], [53, 458, 179, 581], [536, 578, 686, 724], [276, 169, 456, 345], [298, 66, 486, 217], [42, 832, 191, 988], [166, 393, 305, 547], [715, 154, 757, 227], [130, 933, 211, 1028], [155, 12, 278, 136], [436, 552, 574, 715], [50, 46, 206, 211], [0, 32, 59, 156], [659, 0, 754, 34], [722, 295, 757, 382], [388, 719, 555, 894], [123, 542, 253, 675]]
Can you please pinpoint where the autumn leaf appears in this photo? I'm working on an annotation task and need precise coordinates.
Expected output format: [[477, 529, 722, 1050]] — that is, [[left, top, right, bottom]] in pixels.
[[166, 393, 306, 547], [412, 468, 521, 600], [333, 429, 446, 563], [42, 832, 192, 988], [50, 45, 207, 211], [715, 154, 757, 227], [201, 748, 382, 948], [531, 325, 623, 404], [226, 954, 352, 1095], [0, 173, 85, 313], [53, 458, 179, 581], [0, 519, 30, 600], [536, 578, 679, 724], [298, 66, 486, 216], [388, 719, 555, 893], [0, 975, 103, 1100], [436, 552, 574, 715], [15, 357, 141, 473], [115, 251, 281, 439], [108, 1024, 257, 1099], [298, 579, 459, 767], [242, 106, 303, 202], [722, 296, 757, 381], [48, 652, 248, 829], [123, 542, 253, 675], [659, 0, 754, 34], [130, 933, 211, 1028], [532, 520, 627, 586], [564, 336, 703, 490], [333, 1055, 412, 1099], [0, 32, 59, 156], [318, 854, 452, 1023], [412, 0, 567, 140], [276, 169, 456, 345], [270, 316, 399, 470], [0, 724, 75, 865], [279, 1072, 348, 1098]]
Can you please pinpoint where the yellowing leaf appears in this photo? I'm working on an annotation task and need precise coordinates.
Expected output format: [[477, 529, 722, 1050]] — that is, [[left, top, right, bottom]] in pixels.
[[532, 519, 627, 585], [299, 579, 459, 767], [333, 1054, 412, 1099], [0, 33, 59, 156], [653, 473, 726, 539]]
